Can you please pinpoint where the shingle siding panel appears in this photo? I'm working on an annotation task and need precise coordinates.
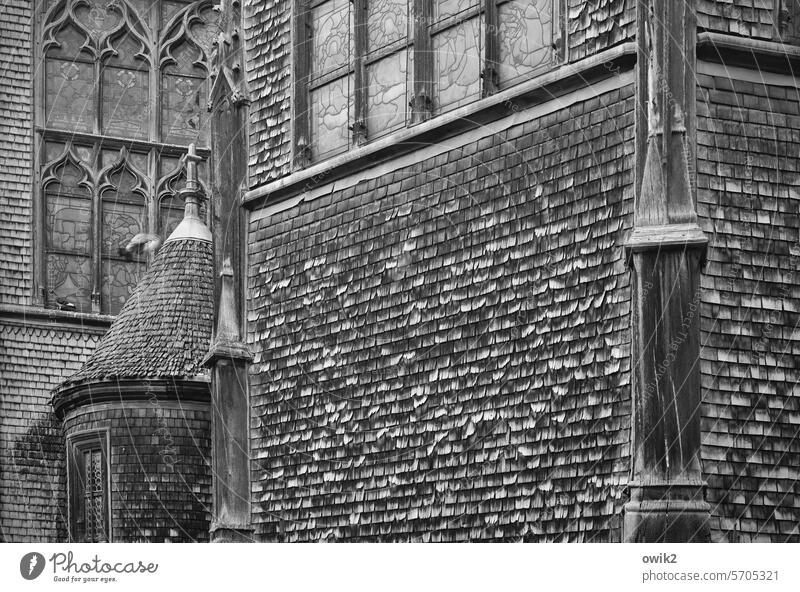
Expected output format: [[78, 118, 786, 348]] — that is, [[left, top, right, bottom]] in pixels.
[[698, 73, 800, 543], [0, 0, 33, 305], [697, 0, 778, 40], [0, 323, 100, 541], [63, 403, 212, 542], [247, 87, 635, 542]]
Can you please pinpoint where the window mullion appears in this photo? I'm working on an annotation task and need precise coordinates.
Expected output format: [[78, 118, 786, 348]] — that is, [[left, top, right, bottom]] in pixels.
[[94, 56, 102, 136], [91, 181, 102, 314], [351, 0, 367, 145], [411, 0, 433, 123], [293, 2, 311, 169], [483, 0, 498, 96]]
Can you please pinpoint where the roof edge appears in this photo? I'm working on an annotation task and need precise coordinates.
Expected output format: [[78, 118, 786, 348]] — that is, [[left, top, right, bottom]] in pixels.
[[52, 377, 211, 419], [164, 216, 212, 243]]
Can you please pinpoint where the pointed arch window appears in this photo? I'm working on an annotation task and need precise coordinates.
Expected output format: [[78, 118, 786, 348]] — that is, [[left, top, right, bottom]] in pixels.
[[100, 160, 148, 314], [43, 155, 94, 312], [36, 0, 219, 314]]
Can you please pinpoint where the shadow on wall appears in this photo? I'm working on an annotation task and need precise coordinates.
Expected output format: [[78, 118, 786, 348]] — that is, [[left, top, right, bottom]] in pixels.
[[4, 413, 68, 542]]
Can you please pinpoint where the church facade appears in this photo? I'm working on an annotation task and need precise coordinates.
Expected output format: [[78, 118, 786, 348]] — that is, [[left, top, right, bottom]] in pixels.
[[1, 0, 800, 542]]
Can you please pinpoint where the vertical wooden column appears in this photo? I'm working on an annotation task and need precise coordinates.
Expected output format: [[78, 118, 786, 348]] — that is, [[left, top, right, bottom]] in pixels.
[[204, 0, 253, 543], [623, 0, 712, 542]]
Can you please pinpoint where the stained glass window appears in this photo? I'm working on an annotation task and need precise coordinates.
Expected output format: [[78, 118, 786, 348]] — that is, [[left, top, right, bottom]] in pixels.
[[366, 50, 409, 134], [311, 0, 352, 75], [496, 0, 554, 87], [101, 168, 146, 314], [162, 43, 207, 144], [44, 159, 93, 312], [297, 0, 561, 162], [310, 76, 353, 158], [45, 26, 95, 132], [433, 16, 482, 112], [40, 0, 217, 314], [367, 0, 408, 51], [364, 0, 411, 138]]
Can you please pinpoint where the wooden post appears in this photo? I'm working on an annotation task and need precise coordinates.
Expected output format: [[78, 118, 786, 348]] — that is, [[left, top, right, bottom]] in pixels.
[[623, 0, 712, 542], [204, 0, 253, 543]]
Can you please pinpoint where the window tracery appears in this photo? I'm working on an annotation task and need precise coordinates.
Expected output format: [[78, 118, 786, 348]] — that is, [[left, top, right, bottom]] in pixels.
[[38, 0, 219, 314]]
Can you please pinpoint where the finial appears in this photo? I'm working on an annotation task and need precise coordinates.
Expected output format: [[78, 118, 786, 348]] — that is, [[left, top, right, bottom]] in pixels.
[[184, 143, 202, 194], [178, 143, 204, 222], [202, 256, 252, 365], [164, 144, 211, 244]]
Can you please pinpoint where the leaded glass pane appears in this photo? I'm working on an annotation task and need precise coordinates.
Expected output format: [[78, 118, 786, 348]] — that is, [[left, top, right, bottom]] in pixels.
[[45, 60, 94, 131], [367, 0, 408, 52], [46, 195, 92, 253], [434, 17, 481, 111], [102, 67, 149, 139], [47, 25, 91, 59], [46, 253, 92, 312], [101, 148, 148, 171], [162, 0, 188, 24], [102, 259, 144, 315], [51, 160, 90, 194], [101, 200, 145, 255], [164, 42, 205, 75], [75, 0, 122, 35], [45, 142, 67, 162], [310, 75, 352, 159], [311, 0, 352, 76], [190, 5, 221, 57], [366, 49, 408, 136], [161, 73, 205, 144], [106, 34, 149, 68], [436, 0, 477, 20], [108, 167, 142, 194], [497, 0, 553, 86], [159, 195, 183, 237]]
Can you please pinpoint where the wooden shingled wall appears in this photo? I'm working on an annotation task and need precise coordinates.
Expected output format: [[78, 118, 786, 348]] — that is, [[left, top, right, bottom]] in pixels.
[[697, 70, 800, 543], [697, 0, 779, 40], [247, 87, 635, 541], [0, 0, 33, 305], [0, 323, 102, 541]]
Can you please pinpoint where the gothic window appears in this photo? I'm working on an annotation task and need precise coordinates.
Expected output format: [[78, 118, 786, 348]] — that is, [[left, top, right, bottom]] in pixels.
[[38, 0, 218, 314], [67, 432, 110, 543], [294, 0, 563, 164]]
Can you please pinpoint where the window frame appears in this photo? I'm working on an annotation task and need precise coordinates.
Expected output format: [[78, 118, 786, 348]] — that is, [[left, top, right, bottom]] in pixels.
[[67, 430, 112, 543], [32, 0, 217, 314], [292, 0, 566, 167]]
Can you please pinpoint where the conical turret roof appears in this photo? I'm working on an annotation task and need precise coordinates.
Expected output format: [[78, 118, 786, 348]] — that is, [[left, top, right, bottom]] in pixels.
[[55, 146, 213, 392]]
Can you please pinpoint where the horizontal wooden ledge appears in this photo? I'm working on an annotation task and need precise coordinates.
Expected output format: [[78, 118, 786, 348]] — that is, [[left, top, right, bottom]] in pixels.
[[697, 31, 800, 72], [625, 223, 709, 253], [243, 41, 637, 210], [35, 127, 211, 157], [0, 304, 113, 333], [52, 377, 211, 419]]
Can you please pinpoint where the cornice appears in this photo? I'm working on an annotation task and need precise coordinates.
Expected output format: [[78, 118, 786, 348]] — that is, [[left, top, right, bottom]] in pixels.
[[0, 304, 113, 333], [52, 377, 211, 419], [697, 31, 800, 73]]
